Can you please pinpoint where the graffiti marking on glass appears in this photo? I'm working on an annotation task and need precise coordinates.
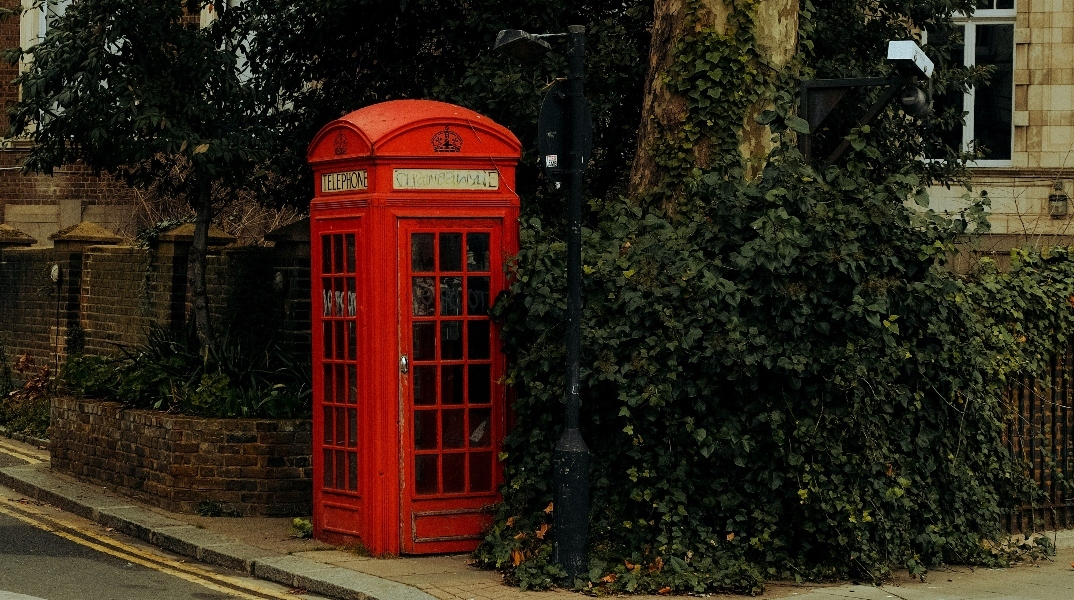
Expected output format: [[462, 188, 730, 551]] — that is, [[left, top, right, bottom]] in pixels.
[[321, 170, 368, 193], [441, 277, 462, 316], [393, 169, 499, 190]]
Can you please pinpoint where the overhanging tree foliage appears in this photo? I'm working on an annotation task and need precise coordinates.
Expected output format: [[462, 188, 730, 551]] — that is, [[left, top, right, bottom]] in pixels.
[[237, 0, 652, 212], [9, 0, 272, 349]]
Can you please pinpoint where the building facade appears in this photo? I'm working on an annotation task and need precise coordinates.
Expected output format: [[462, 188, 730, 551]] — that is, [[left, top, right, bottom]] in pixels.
[[931, 0, 1074, 247]]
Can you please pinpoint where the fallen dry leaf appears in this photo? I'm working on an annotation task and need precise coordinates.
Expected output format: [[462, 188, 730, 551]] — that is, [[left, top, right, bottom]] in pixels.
[[648, 556, 664, 573], [544, 502, 554, 514], [726, 532, 735, 541], [658, 586, 672, 595], [536, 523, 551, 539], [513, 531, 527, 540], [601, 573, 617, 583], [506, 516, 518, 526], [512, 548, 525, 566]]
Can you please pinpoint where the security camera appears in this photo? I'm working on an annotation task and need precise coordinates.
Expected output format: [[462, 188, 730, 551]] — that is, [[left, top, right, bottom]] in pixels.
[[887, 40, 934, 79]]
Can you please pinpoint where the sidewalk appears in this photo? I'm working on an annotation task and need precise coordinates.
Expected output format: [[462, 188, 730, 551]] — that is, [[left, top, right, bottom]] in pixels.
[[2, 433, 1074, 600]]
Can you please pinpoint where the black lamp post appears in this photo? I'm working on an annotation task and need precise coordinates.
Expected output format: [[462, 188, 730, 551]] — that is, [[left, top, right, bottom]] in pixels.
[[494, 25, 591, 580]]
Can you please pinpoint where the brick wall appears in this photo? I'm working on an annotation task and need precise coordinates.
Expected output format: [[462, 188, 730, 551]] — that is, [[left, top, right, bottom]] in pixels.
[[51, 397, 312, 516], [0, 241, 312, 378], [0, 247, 64, 368]]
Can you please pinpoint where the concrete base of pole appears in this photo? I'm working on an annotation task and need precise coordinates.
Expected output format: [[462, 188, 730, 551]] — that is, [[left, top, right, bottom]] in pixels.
[[553, 427, 590, 580]]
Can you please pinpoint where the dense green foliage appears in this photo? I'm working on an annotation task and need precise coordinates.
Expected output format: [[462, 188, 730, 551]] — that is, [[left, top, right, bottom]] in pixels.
[[237, 0, 650, 208], [471, 0, 1058, 594], [60, 323, 310, 419]]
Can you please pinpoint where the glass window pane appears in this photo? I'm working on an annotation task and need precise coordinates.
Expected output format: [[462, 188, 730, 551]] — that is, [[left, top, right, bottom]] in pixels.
[[469, 452, 493, 492], [467, 233, 490, 272], [323, 449, 333, 487], [469, 407, 491, 447], [414, 365, 437, 405], [335, 365, 345, 403], [415, 455, 438, 495], [347, 321, 357, 361], [468, 320, 490, 359], [346, 278, 356, 316], [996, 0, 1012, 8], [321, 236, 332, 274], [412, 233, 435, 272], [348, 408, 357, 447], [348, 452, 358, 491], [976, 0, 992, 7], [443, 454, 466, 493], [345, 234, 356, 273], [440, 277, 462, 316], [347, 365, 357, 404], [412, 277, 436, 316], [334, 278, 345, 316], [335, 321, 345, 361], [336, 407, 346, 445], [333, 235, 344, 274], [323, 365, 333, 407], [467, 277, 490, 315], [440, 233, 463, 272], [321, 280, 332, 316], [415, 409, 438, 450], [973, 24, 1013, 160], [469, 364, 491, 405], [443, 409, 465, 449], [441, 321, 463, 359], [442, 365, 464, 404], [323, 406, 333, 445], [413, 322, 436, 361], [323, 321, 333, 358], [335, 450, 346, 489]]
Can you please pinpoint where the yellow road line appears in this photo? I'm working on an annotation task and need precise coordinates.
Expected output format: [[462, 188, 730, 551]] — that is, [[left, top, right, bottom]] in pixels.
[[0, 440, 44, 465], [0, 498, 310, 600]]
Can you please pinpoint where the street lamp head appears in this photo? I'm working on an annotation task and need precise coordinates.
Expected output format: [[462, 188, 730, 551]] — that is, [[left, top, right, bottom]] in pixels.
[[899, 84, 932, 117], [494, 29, 552, 62]]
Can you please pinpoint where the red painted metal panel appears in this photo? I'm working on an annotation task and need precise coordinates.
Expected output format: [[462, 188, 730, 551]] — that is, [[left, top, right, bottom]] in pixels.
[[308, 100, 520, 555]]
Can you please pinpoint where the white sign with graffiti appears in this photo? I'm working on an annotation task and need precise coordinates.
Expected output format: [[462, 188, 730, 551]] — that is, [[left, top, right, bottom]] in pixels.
[[392, 169, 499, 190]]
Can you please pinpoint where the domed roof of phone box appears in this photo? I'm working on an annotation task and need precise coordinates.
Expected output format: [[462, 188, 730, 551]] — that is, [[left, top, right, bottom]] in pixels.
[[308, 100, 522, 163]]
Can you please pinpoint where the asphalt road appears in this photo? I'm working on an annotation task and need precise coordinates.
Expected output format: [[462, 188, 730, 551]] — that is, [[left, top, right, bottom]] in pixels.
[[0, 509, 245, 600], [0, 439, 328, 600]]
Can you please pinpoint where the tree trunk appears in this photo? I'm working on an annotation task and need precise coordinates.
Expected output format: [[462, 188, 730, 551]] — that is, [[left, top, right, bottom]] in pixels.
[[189, 179, 214, 353], [629, 0, 799, 199]]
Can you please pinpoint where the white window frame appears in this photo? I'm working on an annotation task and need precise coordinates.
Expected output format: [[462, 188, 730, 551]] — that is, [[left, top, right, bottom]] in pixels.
[[951, 3, 1017, 167]]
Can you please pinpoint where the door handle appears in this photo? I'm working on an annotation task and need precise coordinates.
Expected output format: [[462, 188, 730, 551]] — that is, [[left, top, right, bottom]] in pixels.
[[399, 354, 409, 374]]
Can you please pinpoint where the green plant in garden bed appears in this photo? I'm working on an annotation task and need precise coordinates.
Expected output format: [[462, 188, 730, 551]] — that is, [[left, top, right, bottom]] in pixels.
[[0, 349, 52, 440], [61, 322, 311, 419]]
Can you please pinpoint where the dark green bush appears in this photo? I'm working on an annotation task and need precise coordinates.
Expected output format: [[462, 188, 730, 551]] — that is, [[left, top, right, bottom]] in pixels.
[[472, 138, 1063, 592], [61, 322, 311, 419]]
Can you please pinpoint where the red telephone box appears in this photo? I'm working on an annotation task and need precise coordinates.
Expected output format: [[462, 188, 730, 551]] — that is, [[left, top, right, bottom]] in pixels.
[[307, 100, 521, 555]]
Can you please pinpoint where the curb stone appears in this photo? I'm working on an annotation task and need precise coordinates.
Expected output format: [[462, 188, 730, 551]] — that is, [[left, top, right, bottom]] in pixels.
[[0, 426, 48, 448], [0, 464, 437, 600]]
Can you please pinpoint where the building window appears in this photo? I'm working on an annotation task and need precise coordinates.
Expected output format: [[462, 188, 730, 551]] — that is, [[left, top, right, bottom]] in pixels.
[[20, 0, 70, 50], [935, 2, 1015, 164]]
